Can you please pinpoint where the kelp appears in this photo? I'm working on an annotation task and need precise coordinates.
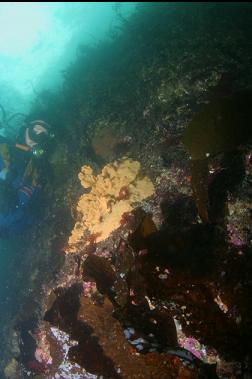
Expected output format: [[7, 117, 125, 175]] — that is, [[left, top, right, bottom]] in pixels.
[[183, 90, 252, 221], [183, 90, 252, 160]]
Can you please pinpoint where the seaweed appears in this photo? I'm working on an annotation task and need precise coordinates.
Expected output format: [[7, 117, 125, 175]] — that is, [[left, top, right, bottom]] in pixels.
[[183, 90, 252, 221]]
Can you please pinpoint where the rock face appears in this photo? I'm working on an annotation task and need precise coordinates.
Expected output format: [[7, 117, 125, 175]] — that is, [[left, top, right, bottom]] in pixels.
[[43, 283, 194, 379], [4, 358, 19, 379], [91, 119, 131, 161], [77, 296, 189, 379], [66, 157, 155, 252], [5, 4, 252, 379]]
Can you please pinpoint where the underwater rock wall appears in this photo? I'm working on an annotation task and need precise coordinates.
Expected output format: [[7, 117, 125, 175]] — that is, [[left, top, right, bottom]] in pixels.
[[3, 3, 252, 378]]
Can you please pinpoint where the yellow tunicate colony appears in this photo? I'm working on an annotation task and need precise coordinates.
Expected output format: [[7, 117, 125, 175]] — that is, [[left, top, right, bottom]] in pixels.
[[66, 157, 154, 253]]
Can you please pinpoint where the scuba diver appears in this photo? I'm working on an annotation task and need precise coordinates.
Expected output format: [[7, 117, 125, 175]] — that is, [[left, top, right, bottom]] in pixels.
[[0, 120, 53, 236]]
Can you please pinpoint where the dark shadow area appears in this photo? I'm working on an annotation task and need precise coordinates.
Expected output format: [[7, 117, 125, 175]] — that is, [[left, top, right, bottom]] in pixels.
[[44, 283, 122, 379]]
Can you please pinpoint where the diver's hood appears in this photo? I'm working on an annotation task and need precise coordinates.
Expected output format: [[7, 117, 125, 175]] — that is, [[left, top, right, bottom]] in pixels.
[[27, 120, 52, 146]]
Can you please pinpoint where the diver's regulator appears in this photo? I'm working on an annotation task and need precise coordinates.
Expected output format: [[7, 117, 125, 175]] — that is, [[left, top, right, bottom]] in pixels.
[[15, 129, 54, 157], [32, 147, 45, 158]]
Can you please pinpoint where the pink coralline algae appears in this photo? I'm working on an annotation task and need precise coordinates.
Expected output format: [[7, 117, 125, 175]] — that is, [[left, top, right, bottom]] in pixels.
[[227, 224, 246, 248], [179, 336, 206, 360], [35, 346, 53, 365], [82, 281, 97, 297]]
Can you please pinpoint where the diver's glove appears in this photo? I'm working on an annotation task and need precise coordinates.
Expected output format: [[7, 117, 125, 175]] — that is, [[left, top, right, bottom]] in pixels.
[[0, 168, 10, 181]]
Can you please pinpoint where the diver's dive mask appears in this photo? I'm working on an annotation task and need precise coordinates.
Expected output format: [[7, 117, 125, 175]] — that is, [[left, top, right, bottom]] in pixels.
[[15, 120, 54, 158], [26, 120, 54, 157], [27, 120, 52, 145]]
